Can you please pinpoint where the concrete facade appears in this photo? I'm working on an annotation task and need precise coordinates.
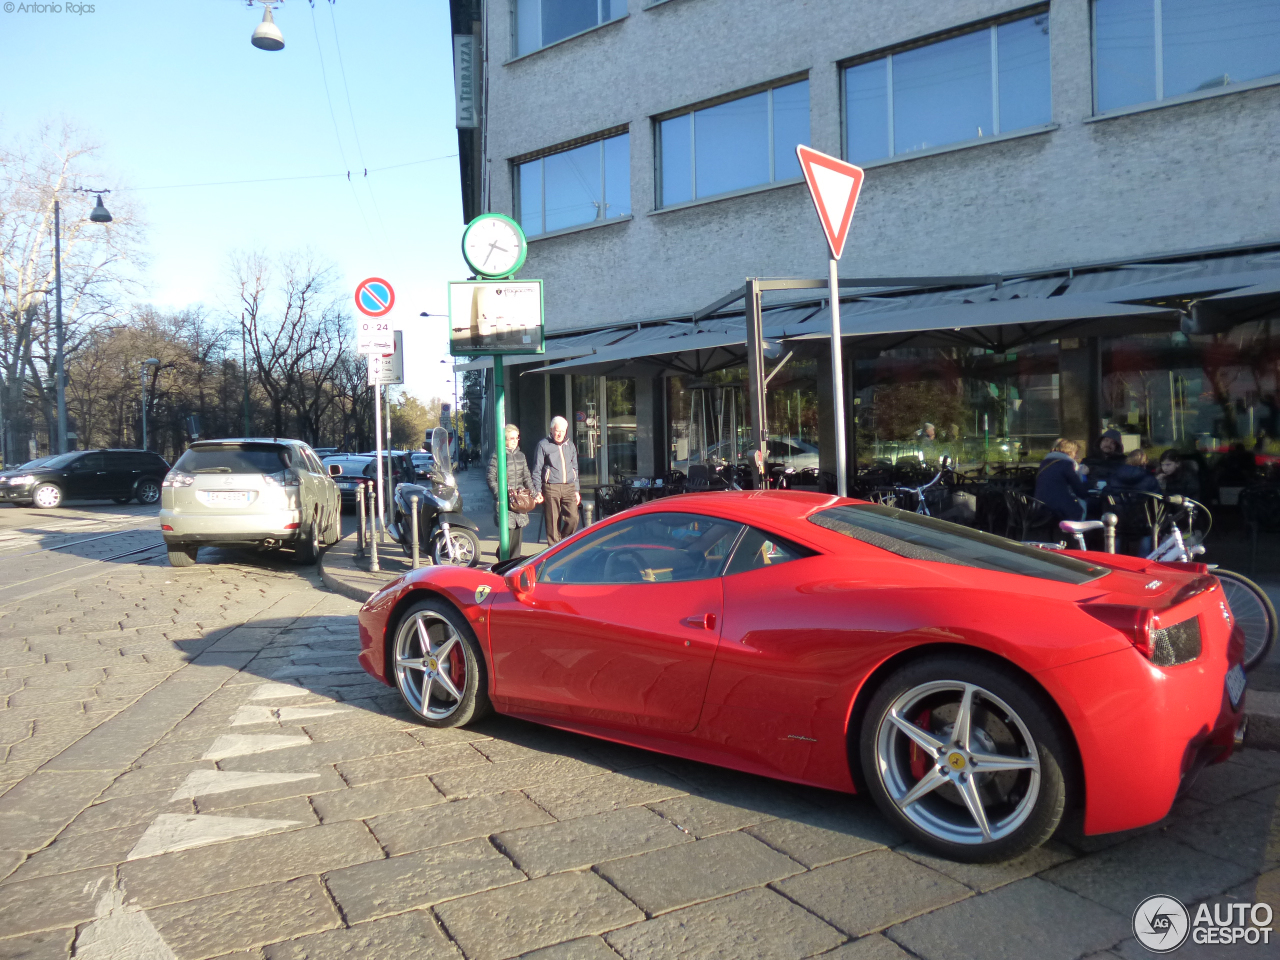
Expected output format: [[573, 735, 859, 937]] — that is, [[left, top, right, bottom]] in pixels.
[[476, 0, 1280, 333]]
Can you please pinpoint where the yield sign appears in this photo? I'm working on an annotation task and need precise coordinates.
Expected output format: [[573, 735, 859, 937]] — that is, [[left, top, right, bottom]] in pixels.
[[796, 146, 865, 261], [355, 277, 395, 318]]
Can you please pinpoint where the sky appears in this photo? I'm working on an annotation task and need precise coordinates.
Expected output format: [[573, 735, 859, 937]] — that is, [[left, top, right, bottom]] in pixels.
[[2, 0, 467, 407]]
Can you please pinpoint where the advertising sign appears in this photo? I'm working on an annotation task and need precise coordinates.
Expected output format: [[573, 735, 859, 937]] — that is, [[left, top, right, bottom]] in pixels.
[[447, 280, 544, 356], [453, 35, 478, 129]]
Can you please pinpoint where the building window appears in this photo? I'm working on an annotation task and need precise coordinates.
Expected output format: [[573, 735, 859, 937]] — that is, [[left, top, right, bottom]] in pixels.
[[515, 133, 630, 238], [1093, 0, 1280, 113], [844, 13, 1050, 166], [515, 0, 626, 57], [657, 79, 810, 208]]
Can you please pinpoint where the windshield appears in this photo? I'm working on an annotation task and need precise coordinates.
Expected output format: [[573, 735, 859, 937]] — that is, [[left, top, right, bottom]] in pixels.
[[173, 444, 291, 475], [13, 456, 54, 471], [810, 504, 1107, 585], [41, 452, 81, 469], [430, 428, 454, 484]]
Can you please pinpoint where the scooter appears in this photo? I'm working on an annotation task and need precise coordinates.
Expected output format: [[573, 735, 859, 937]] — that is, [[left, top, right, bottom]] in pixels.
[[387, 428, 482, 567]]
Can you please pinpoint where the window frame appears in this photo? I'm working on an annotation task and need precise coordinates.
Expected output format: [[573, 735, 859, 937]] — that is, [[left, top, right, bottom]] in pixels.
[[840, 5, 1051, 166], [509, 0, 627, 60], [512, 127, 631, 239], [1090, 0, 1280, 115], [653, 73, 810, 210]]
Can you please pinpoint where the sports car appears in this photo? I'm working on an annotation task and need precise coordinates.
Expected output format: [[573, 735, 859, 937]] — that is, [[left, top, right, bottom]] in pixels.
[[356, 491, 1247, 862]]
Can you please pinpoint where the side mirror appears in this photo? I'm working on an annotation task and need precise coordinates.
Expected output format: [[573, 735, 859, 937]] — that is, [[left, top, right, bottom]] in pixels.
[[505, 565, 536, 601], [328, 463, 342, 476]]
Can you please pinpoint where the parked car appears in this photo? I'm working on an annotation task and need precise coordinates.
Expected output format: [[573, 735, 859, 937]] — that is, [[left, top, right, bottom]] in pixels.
[[411, 452, 433, 480], [357, 491, 1246, 863], [0, 449, 171, 508], [159, 438, 340, 567], [323, 454, 375, 507]]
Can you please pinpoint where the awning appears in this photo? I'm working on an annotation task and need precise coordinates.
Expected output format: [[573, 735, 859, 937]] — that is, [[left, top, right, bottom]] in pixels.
[[1067, 261, 1280, 305], [1189, 279, 1280, 334]]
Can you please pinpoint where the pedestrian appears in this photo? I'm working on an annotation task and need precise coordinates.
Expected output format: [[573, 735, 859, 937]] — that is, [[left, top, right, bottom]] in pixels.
[[532, 415, 581, 545], [487, 424, 535, 558], [1111, 448, 1160, 495], [1082, 428, 1126, 486], [1034, 438, 1090, 523], [1157, 449, 1200, 499]]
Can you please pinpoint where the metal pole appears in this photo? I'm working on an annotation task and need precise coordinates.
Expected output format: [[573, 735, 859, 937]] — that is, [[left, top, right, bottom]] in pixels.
[[369, 485, 380, 572], [53, 200, 67, 454], [829, 258, 847, 498], [744, 279, 767, 490], [356, 483, 366, 558], [241, 313, 250, 436], [495, 356, 510, 561], [373, 381, 386, 547], [140, 367, 149, 452], [410, 493, 420, 569], [1103, 512, 1118, 554]]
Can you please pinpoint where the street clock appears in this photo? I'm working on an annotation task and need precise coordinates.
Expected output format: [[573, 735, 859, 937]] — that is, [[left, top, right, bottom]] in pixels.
[[461, 213, 528, 279]]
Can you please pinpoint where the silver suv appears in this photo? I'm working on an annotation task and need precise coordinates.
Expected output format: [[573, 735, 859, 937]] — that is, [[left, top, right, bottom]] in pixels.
[[159, 439, 340, 567]]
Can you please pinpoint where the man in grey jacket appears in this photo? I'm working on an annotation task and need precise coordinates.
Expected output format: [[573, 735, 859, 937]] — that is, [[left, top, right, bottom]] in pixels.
[[531, 416, 580, 545]]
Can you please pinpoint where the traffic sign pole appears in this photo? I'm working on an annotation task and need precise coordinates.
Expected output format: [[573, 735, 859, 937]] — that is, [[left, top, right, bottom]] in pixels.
[[829, 257, 847, 498], [494, 356, 510, 561], [372, 383, 385, 567]]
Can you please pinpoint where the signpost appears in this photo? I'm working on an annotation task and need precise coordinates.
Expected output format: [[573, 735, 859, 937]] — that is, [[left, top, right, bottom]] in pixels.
[[355, 277, 398, 550], [450, 214, 540, 561], [796, 145, 865, 498]]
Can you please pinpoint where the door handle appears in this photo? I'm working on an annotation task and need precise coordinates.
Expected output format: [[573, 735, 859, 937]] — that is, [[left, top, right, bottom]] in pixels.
[[682, 613, 716, 630]]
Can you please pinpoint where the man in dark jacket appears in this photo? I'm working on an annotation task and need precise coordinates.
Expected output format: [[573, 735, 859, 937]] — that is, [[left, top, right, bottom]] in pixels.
[[1035, 438, 1090, 523], [1082, 429, 1126, 488], [532, 416, 581, 545]]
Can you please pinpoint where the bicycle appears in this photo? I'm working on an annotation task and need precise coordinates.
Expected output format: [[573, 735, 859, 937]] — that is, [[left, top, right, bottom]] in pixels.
[[892, 466, 949, 516], [1059, 494, 1276, 672]]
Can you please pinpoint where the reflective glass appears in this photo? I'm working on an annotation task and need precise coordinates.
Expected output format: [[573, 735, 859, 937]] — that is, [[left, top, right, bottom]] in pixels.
[[606, 377, 637, 478], [606, 0, 627, 19], [997, 15, 1051, 131], [659, 115, 692, 206], [893, 29, 992, 154], [517, 160, 544, 236], [539, 512, 744, 584], [1162, 0, 1280, 97], [542, 0, 599, 47], [603, 134, 631, 219], [515, 0, 540, 56], [572, 376, 600, 486], [771, 80, 810, 181], [695, 90, 769, 198], [845, 59, 890, 164], [1094, 0, 1157, 111], [544, 142, 601, 233]]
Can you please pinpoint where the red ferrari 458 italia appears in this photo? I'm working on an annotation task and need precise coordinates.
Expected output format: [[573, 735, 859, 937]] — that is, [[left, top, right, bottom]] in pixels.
[[356, 491, 1247, 862]]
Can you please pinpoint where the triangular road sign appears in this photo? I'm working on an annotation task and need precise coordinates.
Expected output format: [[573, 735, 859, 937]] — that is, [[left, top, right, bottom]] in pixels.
[[796, 145, 865, 261]]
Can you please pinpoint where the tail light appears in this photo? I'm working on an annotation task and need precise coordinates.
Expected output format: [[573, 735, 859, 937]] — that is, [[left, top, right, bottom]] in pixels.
[[1082, 603, 1201, 666], [264, 471, 301, 488], [162, 472, 195, 488]]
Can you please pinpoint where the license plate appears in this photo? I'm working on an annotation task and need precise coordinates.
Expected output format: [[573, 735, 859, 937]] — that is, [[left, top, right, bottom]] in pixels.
[[338, 481, 356, 489], [206, 491, 250, 504], [1226, 664, 1247, 708]]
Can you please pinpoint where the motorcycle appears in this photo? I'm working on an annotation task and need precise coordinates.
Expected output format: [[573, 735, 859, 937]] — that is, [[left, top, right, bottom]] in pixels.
[[388, 427, 482, 567]]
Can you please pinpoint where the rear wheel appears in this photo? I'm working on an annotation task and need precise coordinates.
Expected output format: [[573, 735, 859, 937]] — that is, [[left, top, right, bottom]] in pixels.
[[391, 598, 491, 727], [431, 527, 481, 567], [32, 484, 63, 509], [860, 655, 1070, 863], [167, 545, 198, 567], [1216, 569, 1277, 672], [135, 479, 161, 505], [294, 514, 321, 565]]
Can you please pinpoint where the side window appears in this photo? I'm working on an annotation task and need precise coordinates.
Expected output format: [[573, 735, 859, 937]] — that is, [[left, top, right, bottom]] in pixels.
[[725, 527, 813, 576], [71, 453, 104, 473], [539, 512, 745, 585]]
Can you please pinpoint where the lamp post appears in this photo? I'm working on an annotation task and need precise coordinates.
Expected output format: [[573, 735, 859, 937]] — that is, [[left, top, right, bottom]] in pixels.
[[250, 1, 284, 50], [240, 313, 251, 436], [52, 189, 112, 453], [140, 358, 159, 451]]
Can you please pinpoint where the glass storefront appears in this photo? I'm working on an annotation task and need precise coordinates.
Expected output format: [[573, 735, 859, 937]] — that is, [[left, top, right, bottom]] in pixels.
[[571, 375, 601, 486], [606, 377, 637, 478]]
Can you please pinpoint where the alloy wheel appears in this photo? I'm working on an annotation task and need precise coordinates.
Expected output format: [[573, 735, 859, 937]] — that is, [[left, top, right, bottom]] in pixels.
[[874, 680, 1041, 846], [394, 610, 468, 721], [33, 484, 62, 509], [136, 480, 161, 504]]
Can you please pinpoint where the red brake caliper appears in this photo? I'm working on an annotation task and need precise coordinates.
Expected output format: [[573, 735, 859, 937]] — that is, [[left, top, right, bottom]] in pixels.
[[909, 708, 932, 782]]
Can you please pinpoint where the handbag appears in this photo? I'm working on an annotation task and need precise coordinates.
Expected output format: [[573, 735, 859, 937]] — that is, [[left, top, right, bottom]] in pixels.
[[509, 487, 538, 514]]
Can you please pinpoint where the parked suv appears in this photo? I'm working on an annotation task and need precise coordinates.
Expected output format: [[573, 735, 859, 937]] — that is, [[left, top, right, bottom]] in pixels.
[[159, 439, 340, 567], [0, 449, 171, 508]]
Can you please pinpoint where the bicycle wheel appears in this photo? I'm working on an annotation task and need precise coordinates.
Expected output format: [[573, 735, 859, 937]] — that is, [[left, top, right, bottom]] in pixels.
[[1215, 569, 1277, 672]]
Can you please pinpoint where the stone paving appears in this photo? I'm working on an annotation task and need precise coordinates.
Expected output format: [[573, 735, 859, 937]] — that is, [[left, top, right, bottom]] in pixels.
[[0, 508, 1279, 959]]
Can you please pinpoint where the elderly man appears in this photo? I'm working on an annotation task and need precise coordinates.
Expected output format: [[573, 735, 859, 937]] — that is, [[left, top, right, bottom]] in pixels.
[[532, 416, 581, 545]]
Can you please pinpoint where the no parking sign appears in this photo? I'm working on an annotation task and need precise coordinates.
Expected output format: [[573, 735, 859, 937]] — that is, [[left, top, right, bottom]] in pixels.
[[355, 277, 395, 318]]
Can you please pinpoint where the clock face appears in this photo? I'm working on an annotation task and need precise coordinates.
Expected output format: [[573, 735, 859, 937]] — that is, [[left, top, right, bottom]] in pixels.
[[462, 215, 527, 278]]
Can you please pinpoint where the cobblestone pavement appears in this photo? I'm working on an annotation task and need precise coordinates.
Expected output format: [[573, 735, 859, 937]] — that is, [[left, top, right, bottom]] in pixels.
[[1, 505, 1279, 960]]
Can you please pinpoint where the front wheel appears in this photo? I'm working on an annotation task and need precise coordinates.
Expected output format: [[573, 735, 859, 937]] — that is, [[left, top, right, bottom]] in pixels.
[[135, 479, 161, 505], [32, 483, 63, 509], [432, 527, 481, 567], [1216, 569, 1277, 672], [860, 656, 1071, 863], [391, 598, 491, 727]]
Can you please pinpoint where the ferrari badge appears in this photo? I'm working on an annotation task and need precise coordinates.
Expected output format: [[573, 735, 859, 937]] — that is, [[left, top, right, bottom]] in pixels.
[[475, 585, 491, 603]]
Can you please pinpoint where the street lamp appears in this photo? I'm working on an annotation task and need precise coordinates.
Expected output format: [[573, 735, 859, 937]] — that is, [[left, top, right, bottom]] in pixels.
[[250, 2, 284, 51], [52, 188, 112, 454], [140, 358, 159, 451]]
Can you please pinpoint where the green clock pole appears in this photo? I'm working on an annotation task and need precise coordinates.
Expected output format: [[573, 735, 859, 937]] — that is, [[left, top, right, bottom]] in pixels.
[[494, 354, 510, 561]]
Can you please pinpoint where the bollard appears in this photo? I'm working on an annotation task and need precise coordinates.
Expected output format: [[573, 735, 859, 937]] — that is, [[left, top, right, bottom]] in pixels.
[[356, 484, 366, 558], [369, 487, 380, 573], [409, 493, 420, 569], [1103, 512, 1118, 554], [582, 500, 595, 527]]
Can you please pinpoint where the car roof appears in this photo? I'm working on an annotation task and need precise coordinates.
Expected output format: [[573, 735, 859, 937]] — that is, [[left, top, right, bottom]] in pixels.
[[629, 490, 843, 528], [189, 438, 301, 447]]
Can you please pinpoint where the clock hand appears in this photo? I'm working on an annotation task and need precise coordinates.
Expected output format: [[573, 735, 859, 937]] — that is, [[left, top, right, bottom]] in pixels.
[[482, 238, 509, 266]]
